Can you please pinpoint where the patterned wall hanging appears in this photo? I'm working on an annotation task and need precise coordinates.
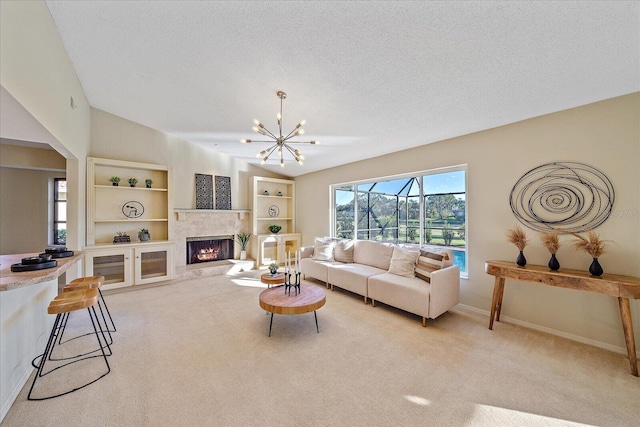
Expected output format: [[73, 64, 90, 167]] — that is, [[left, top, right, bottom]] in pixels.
[[215, 176, 232, 210], [509, 161, 614, 232], [195, 173, 213, 209]]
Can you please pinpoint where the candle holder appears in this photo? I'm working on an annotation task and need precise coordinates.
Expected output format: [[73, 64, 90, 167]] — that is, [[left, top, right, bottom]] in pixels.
[[284, 271, 301, 296]]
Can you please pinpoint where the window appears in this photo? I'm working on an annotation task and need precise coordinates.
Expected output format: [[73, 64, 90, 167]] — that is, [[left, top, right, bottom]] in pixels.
[[53, 178, 67, 245], [332, 167, 467, 274]]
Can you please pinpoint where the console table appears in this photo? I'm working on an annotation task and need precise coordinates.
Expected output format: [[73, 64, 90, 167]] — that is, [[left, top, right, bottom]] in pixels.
[[485, 260, 640, 376]]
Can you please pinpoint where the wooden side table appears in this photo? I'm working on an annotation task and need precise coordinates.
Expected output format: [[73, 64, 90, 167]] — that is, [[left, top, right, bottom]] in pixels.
[[485, 260, 640, 376], [259, 284, 326, 337], [260, 272, 284, 288]]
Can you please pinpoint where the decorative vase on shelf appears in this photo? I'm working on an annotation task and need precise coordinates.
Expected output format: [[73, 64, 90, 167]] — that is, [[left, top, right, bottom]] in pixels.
[[589, 258, 603, 276], [548, 254, 560, 271], [240, 250, 247, 260], [516, 251, 527, 267]]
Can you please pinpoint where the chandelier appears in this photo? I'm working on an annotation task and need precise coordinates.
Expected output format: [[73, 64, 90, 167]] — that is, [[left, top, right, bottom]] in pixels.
[[241, 90, 319, 167]]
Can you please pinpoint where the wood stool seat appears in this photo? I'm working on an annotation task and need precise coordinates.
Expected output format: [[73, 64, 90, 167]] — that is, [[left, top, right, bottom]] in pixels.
[[28, 288, 111, 400], [60, 276, 116, 340]]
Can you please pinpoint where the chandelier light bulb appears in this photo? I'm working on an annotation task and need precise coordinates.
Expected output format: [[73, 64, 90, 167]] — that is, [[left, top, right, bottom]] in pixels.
[[280, 159, 284, 167], [241, 139, 250, 143]]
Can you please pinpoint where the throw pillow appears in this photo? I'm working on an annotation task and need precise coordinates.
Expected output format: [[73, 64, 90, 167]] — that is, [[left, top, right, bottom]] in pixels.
[[415, 250, 450, 283], [312, 238, 335, 261], [388, 247, 420, 278], [334, 239, 355, 263]]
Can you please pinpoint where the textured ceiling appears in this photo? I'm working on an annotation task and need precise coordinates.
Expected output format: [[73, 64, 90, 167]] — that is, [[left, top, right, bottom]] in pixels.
[[44, 1, 639, 177]]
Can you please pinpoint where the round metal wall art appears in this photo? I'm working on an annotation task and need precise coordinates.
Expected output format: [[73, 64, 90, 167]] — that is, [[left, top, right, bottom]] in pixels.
[[509, 162, 614, 232]]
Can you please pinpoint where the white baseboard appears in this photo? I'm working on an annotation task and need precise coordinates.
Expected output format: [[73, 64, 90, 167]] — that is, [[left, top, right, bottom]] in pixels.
[[1, 365, 33, 423], [455, 303, 628, 355]]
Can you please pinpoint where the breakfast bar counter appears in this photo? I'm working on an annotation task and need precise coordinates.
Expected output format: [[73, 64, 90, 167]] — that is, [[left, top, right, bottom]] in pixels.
[[0, 252, 83, 292]]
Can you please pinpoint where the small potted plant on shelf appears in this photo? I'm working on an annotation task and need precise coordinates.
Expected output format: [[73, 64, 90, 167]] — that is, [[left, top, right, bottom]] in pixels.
[[138, 228, 151, 241], [268, 224, 282, 234], [128, 178, 138, 187], [145, 179, 153, 188], [109, 176, 121, 186], [268, 262, 279, 275], [235, 232, 251, 260]]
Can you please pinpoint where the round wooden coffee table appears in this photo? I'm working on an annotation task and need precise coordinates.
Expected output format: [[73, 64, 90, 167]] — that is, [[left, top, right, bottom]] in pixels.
[[260, 272, 285, 288], [259, 284, 326, 337]]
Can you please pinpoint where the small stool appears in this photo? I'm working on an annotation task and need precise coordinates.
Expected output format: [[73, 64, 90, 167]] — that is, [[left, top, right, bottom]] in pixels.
[[55, 276, 115, 349], [66, 276, 115, 333], [28, 288, 111, 400]]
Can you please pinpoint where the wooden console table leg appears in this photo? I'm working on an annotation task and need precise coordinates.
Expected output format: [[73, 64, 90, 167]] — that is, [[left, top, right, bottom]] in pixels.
[[618, 297, 638, 376], [489, 277, 505, 330]]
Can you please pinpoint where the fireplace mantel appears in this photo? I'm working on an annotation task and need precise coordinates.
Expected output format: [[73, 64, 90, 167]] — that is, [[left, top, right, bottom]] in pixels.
[[174, 209, 250, 221]]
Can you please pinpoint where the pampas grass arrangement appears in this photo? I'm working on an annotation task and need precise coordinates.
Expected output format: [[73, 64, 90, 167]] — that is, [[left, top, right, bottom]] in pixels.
[[571, 230, 608, 276], [540, 230, 561, 270], [507, 225, 528, 266]]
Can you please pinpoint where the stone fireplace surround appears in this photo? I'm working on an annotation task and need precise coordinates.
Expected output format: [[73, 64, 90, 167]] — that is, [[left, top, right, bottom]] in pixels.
[[172, 209, 252, 279]]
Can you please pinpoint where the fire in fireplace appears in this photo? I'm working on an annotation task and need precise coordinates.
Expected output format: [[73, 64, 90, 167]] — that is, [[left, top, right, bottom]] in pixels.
[[186, 236, 234, 265]]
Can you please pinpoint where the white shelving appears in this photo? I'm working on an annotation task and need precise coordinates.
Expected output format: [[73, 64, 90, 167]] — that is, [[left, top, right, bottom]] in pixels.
[[251, 176, 300, 266], [85, 157, 174, 287]]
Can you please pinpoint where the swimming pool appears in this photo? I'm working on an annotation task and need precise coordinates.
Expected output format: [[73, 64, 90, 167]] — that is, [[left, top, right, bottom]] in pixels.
[[452, 249, 467, 273]]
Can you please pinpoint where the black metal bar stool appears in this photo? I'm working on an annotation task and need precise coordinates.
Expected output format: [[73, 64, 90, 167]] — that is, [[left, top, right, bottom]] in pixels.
[[28, 288, 111, 400], [55, 276, 115, 349]]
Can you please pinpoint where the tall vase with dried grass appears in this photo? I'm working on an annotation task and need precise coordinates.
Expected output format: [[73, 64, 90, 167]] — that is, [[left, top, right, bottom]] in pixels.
[[507, 225, 528, 267], [540, 230, 561, 271], [571, 230, 607, 276]]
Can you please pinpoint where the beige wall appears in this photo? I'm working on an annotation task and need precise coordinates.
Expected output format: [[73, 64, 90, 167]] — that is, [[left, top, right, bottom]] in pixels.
[[0, 143, 66, 254], [295, 93, 640, 353], [0, 168, 65, 254], [90, 108, 285, 212], [0, 0, 90, 251]]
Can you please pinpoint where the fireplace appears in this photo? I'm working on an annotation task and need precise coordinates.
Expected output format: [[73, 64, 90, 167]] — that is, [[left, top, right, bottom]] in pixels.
[[186, 235, 234, 265]]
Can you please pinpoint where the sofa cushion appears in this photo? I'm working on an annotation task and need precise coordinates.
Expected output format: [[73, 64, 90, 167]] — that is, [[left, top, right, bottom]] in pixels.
[[388, 247, 419, 278], [415, 250, 449, 283], [334, 239, 355, 263], [353, 240, 394, 270], [313, 237, 335, 261]]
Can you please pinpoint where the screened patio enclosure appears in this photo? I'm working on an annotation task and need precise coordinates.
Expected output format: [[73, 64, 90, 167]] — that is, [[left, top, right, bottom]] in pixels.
[[333, 170, 466, 273]]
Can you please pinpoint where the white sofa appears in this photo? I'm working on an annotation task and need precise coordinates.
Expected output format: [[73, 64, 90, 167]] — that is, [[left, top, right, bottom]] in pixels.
[[299, 239, 460, 326]]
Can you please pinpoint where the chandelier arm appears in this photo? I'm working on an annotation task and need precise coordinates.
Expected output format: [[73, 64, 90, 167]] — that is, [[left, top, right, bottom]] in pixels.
[[259, 126, 279, 140], [282, 143, 300, 158], [282, 137, 314, 144], [262, 144, 279, 162]]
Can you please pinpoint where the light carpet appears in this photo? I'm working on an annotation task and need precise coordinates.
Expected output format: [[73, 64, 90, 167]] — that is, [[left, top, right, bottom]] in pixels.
[[3, 270, 639, 426]]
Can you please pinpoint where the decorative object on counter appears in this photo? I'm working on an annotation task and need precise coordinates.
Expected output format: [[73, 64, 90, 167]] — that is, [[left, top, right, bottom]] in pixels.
[[571, 230, 608, 276], [122, 201, 144, 218], [268, 224, 282, 234], [128, 177, 138, 187], [41, 247, 74, 258], [109, 176, 120, 186], [268, 262, 279, 275], [506, 224, 528, 267], [11, 256, 58, 272], [263, 190, 269, 196], [138, 228, 151, 241], [145, 179, 152, 188], [241, 90, 320, 167], [510, 161, 615, 233], [113, 231, 131, 243], [235, 232, 251, 260], [277, 191, 283, 197], [539, 230, 562, 271], [195, 173, 214, 209], [215, 175, 232, 210], [268, 205, 280, 217]]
